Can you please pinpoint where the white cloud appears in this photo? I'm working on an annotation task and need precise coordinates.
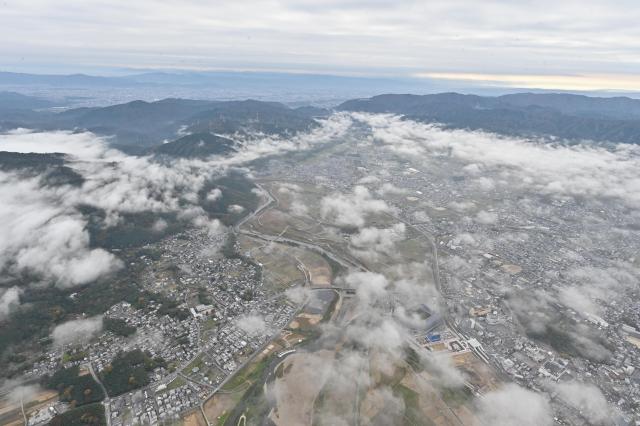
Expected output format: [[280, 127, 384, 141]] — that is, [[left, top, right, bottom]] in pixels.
[[0, 173, 123, 287], [277, 183, 302, 193], [284, 285, 312, 305], [350, 223, 406, 261], [227, 204, 245, 214], [289, 200, 309, 216], [52, 315, 103, 347], [475, 210, 498, 225], [477, 384, 553, 426], [207, 188, 222, 202], [1, 1, 640, 90], [412, 210, 430, 222], [0, 119, 351, 287], [346, 317, 406, 352], [559, 264, 639, 315], [320, 185, 390, 228], [0, 129, 116, 159], [357, 113, 640, 209], [277, 183, 311, 216], [453, 232, 477, 247], [152, 218, 168, 232], [356, 175, 380, 185], [448, 201, 475, 212], [2, 380, 41, 405], [424, 352, 466, 388], [552, 381, 613, 423], [0, 287, 22, 320], [236, 314, 271, 337], [376, 182, 407, 196], [342, 271, 390, 306], [474, 176, 495, 191]]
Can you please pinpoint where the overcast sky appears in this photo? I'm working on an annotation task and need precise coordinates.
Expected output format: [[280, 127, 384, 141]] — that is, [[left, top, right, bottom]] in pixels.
[[1, 0, 639, 90]]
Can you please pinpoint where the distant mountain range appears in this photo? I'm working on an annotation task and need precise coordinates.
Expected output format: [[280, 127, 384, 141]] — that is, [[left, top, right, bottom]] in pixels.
[[338, 93, 640, 144], [0, 95, 323, 153], [0, 71, 444, 107], [2, 91, 640, 161], [0, 70, 429, 89]]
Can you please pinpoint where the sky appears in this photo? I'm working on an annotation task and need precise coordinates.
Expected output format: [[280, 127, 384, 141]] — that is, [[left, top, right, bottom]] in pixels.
[[1, 0, 639, 91]]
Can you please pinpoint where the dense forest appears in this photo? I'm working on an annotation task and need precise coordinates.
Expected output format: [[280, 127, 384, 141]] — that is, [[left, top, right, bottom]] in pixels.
[[49, 402, 106, 426], [44, 365, 105, 406], [99, 349, 166, 396]]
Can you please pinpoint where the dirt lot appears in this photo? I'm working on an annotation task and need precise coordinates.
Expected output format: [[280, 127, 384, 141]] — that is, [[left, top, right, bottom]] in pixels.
[[452, 352, 500, 394], [182, 409, 208, 426]]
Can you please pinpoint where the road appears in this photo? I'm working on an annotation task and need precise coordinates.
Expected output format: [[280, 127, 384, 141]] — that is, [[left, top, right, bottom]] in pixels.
[[87, 361, 111, 426], [20, 397, 27, 426], [233, 182, 276, 233]]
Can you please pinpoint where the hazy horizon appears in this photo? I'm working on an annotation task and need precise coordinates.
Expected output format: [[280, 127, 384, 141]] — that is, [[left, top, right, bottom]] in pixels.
[[3, 68, 640, 103], [2, 0, 640, 92]]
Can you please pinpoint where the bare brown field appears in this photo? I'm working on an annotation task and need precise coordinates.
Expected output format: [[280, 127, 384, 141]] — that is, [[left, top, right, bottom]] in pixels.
[[452, 352, 500, 394], [182, 409, 208, 426], [288, 313, 321, 330]]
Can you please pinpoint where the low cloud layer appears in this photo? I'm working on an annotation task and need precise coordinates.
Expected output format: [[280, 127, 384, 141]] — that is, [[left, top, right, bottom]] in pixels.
[[355, 113, 640, 209], [52, 315, 103, 347], [552, 381, 613, 423], [236, 314, 271, 337], [0, 286, 21, 320], [349, 223, 406, 262], [476, 383, 553, 426], [320, 185, 390, 228], [559, 264, 638, 316], [0, 117, 351, 290], [2, 380, 42, 405]]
